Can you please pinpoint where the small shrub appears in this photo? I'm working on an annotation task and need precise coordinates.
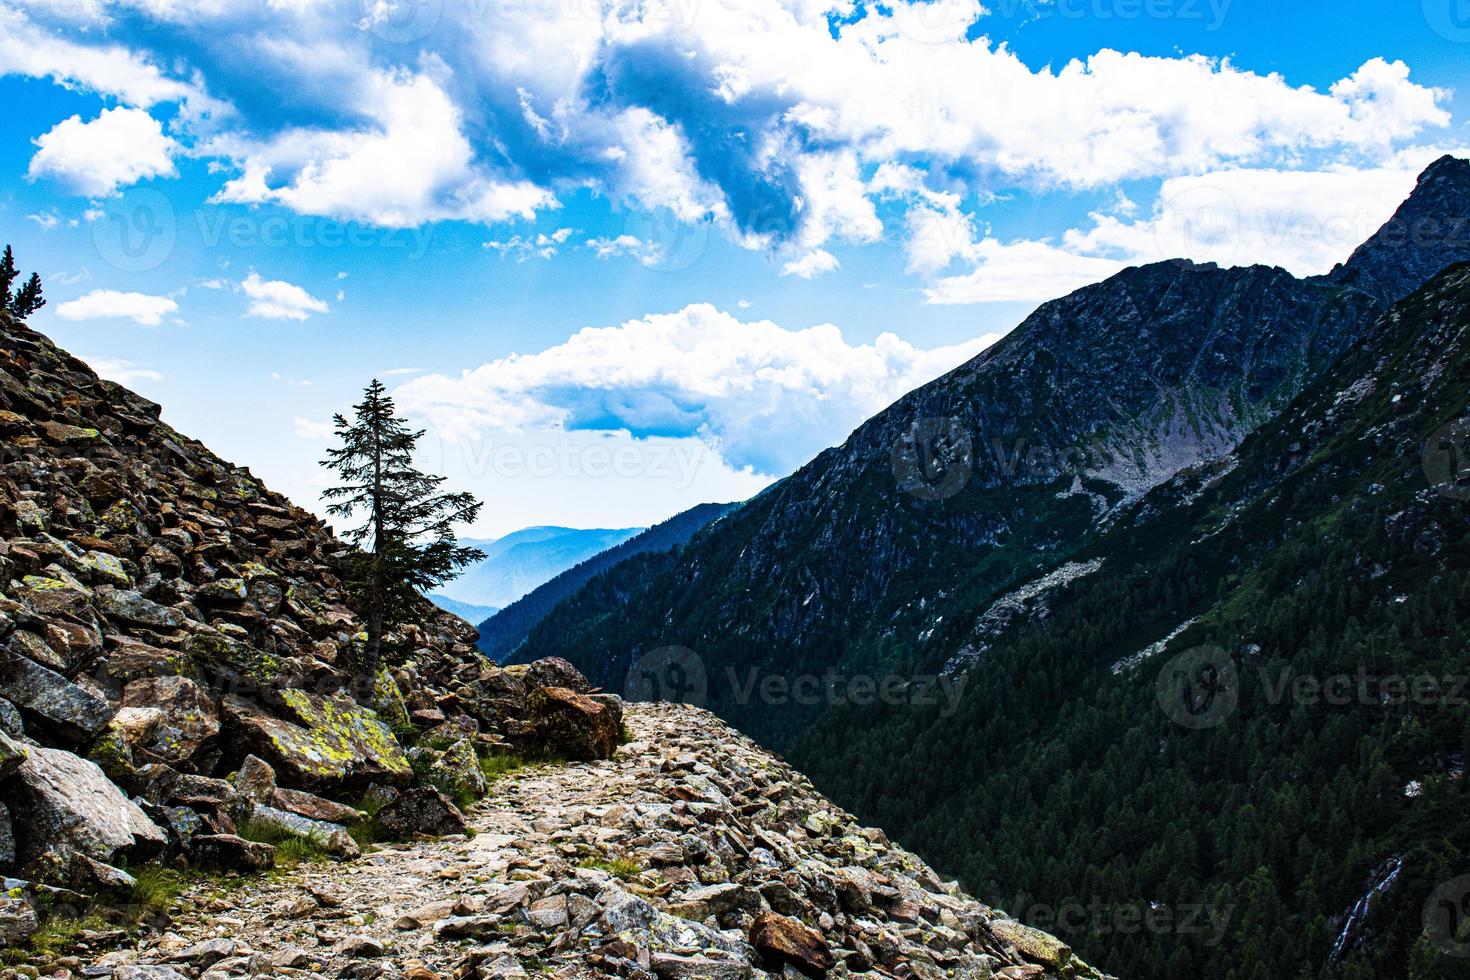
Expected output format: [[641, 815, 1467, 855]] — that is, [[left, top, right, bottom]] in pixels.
[[130, 867, 186, 917], [236, 818, 330, 867], [22, 914, 109, 961], [347, 816, 384, 850], [477, 747, 548, 783], [577, 856, 641, 881]]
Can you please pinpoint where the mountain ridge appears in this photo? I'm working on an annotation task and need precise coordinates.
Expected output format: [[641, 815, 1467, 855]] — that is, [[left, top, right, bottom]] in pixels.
[[516, 156, 1470, 750], [794, 258, 1470, 980]]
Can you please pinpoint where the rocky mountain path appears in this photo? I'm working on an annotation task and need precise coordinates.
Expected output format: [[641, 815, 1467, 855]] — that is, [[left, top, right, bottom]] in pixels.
[[76, 703, 1096, 980]]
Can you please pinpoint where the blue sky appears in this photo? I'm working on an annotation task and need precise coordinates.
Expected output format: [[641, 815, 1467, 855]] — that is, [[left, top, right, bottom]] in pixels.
[[3, 0, 1468, 535]]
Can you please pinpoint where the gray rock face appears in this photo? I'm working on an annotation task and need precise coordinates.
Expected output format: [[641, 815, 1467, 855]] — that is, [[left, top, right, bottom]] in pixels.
[[188, 834, 275, 873], [119, 676, 219, 766], [372, 787, 468, 839], [0, 897, 38, 946], [0, 644, 112, 744], [220, 693, 412, 794], [0, 802, 15, 868], [9, 744, 166, 877], [232, 754, 276, 804], [426, 738, 486, 803], [99, 590, 185, 630]]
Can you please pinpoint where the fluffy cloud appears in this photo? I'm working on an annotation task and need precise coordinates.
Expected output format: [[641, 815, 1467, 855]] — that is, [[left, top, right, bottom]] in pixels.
[[2, 1, 1451, 267], [924, 238, 1129, 304], [0, 6, 201, 108], [209, 70, 555, 228], [241, 273, 329, 321], [781, 249, 840, 279], [55, 289, 179, 325], [83, 356, 163, 384], [27, 107, 178, 196], [920, 147, 1469, 302], [395, 303, 997, 475]]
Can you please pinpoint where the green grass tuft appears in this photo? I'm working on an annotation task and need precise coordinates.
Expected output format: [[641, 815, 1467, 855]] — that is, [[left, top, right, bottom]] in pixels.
[[129, 866, 186, 917], [236, 818, 331, 867], [576, 856, 642, 881]]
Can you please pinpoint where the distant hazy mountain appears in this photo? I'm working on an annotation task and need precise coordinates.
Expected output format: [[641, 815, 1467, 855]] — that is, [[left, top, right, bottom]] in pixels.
[[483, 502, 739, 662], [427, 594, 500, 625], [433, 526, 642, 609]]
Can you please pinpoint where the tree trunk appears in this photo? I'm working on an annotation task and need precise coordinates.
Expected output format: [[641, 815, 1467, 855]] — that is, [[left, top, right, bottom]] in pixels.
[[361, 398, 386, 699], [362, 596, 384, 697]]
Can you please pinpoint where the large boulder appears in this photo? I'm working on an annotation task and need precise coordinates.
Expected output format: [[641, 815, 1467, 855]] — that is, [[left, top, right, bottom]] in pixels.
[[0, 644, 112, 744], [8, 744, 166, 878], [747, 911, 834, 976], [989, 918, 1073, 970], [427, 739, 486, 803], [220, 691, 411, 793], [269, 787, 365, 825], [232, 754, 276, 804], [524, 657, 592, 694], [527, 686, 618, 761], [119, 676, 219, 767], [372, 787, 468, 839], [188, 834, 275, 873], [600, 885, 754, 960], [99, 589, 185, 630]]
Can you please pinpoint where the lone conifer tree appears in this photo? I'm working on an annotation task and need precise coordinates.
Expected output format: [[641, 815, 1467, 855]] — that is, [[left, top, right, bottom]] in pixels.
[[321, 380, 484, 686]]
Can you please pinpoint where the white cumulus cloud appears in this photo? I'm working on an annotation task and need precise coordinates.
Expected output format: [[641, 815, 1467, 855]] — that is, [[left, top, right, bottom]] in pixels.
[[394, 303, 998, 476], [83, 356, 164, 385], [55, 289, 179, 326], [0, 1, 1452, 278], [781, 249, 841, 279], [241, 272, 329, 321], [27, 107, 177, 196], [920, 147, 1470, 303]]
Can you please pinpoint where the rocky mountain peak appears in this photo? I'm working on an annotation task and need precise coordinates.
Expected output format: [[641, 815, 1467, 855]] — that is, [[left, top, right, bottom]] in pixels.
[[1330, 153, 1470, 305]]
